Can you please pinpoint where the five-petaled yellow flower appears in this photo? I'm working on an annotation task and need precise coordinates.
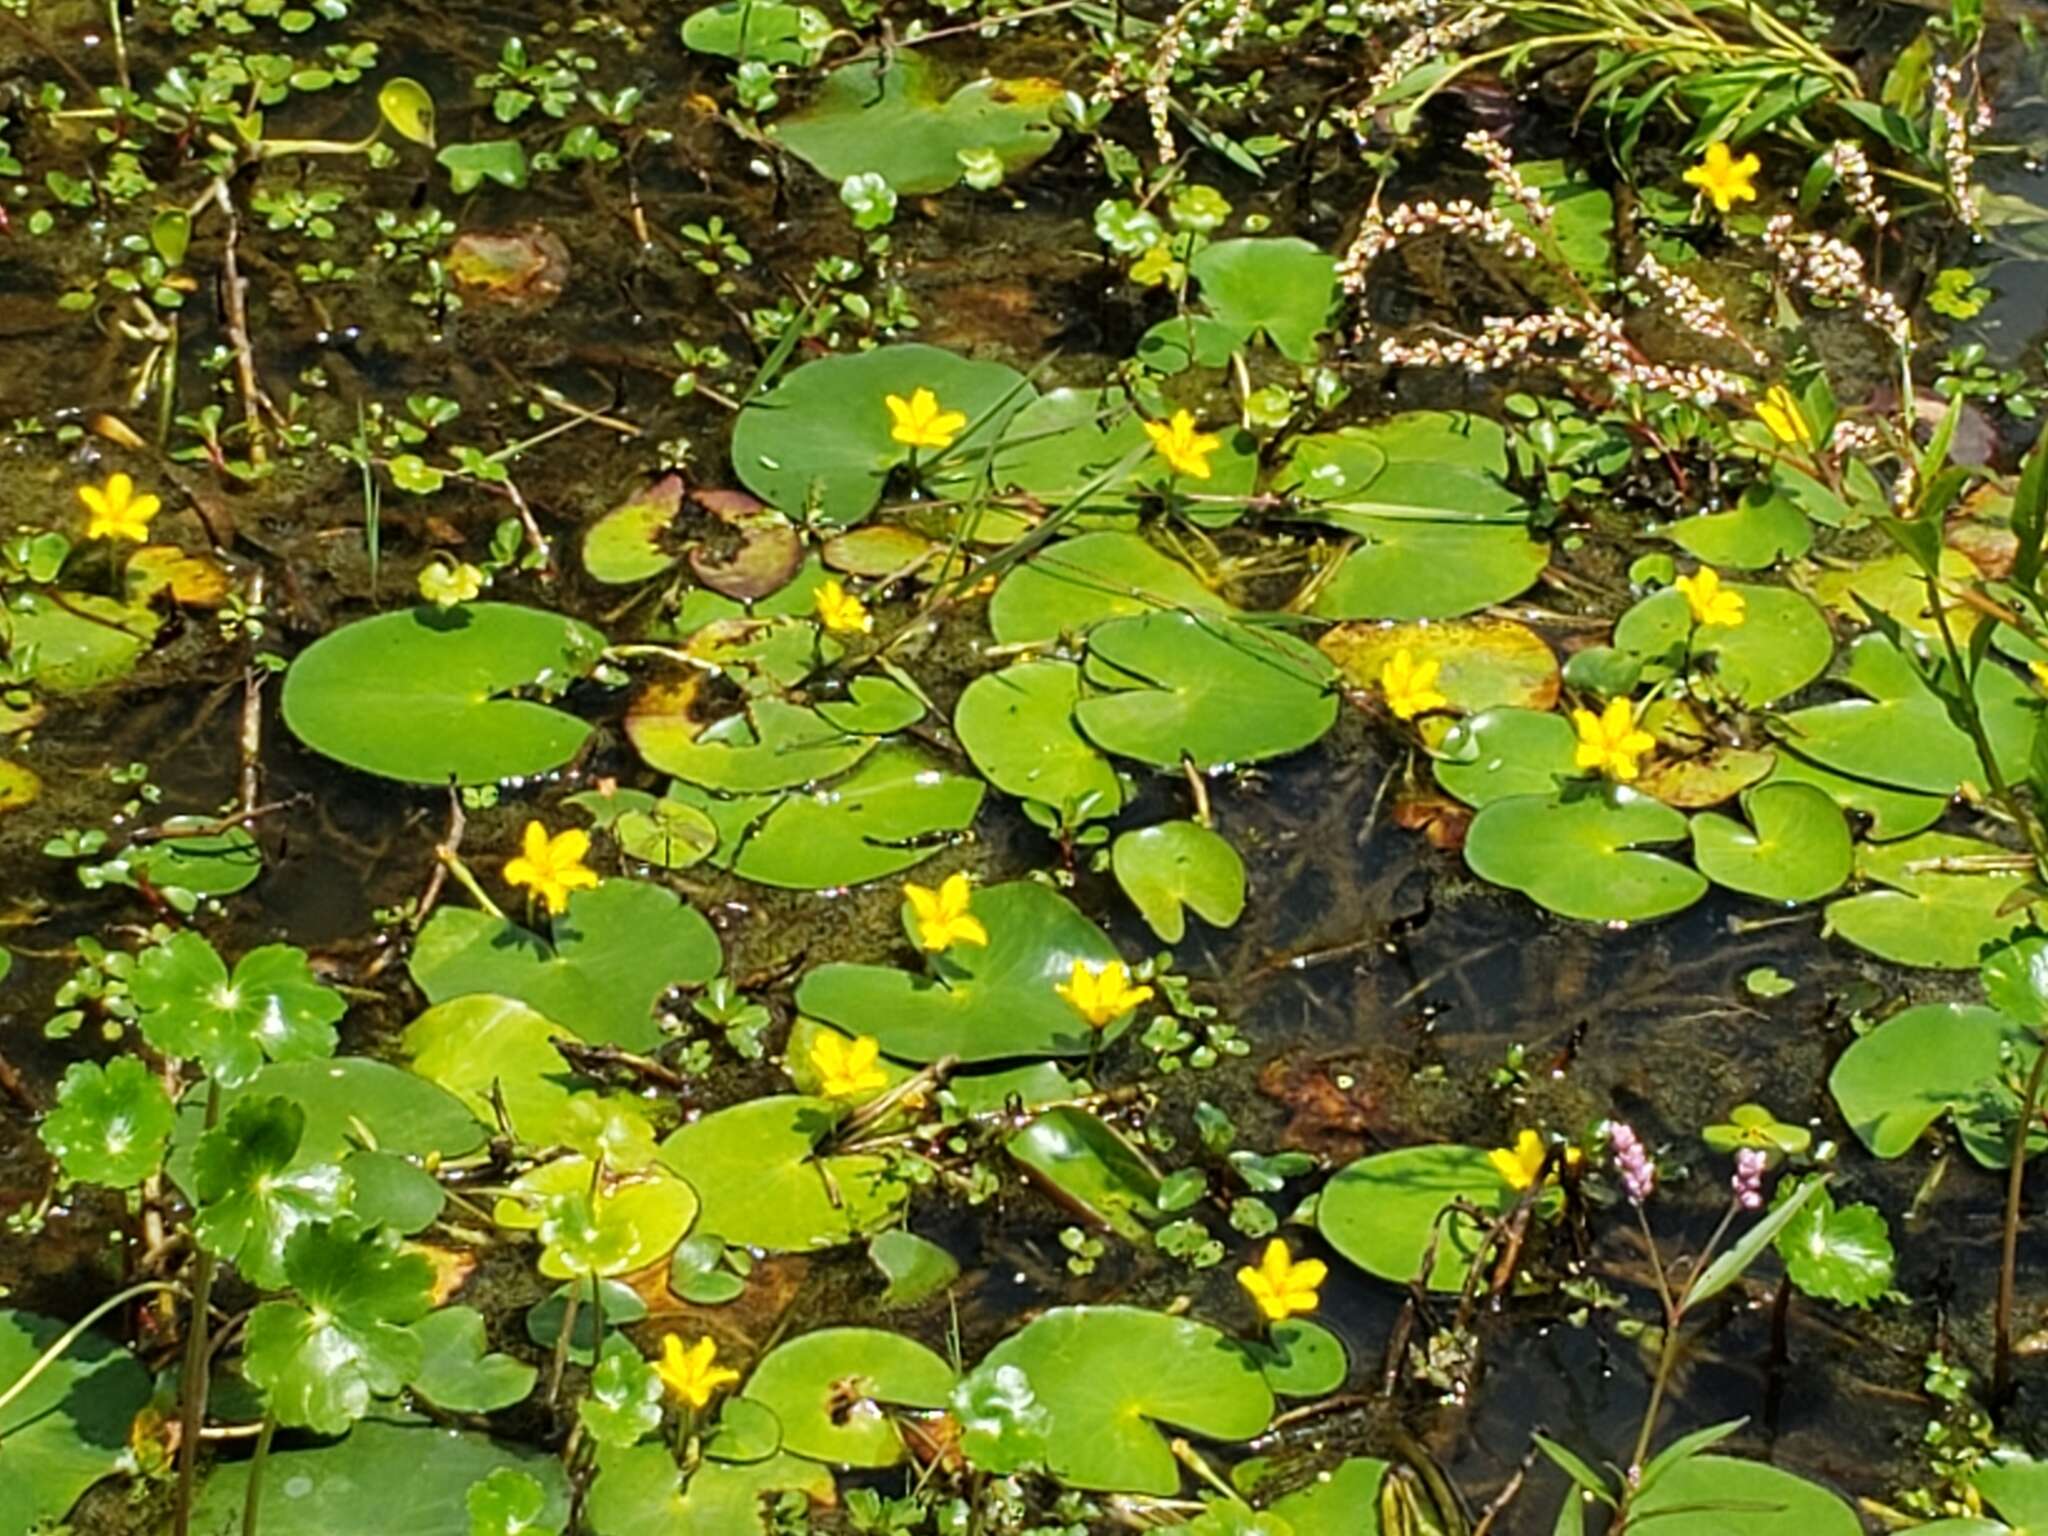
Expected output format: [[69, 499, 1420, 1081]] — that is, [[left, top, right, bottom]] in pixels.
[[503, 820, 601, 915], [1683, 141, 1761, 214], [1489, 1129, 1580, 1191], [809, 1032, 888, 1097], [815, 578, 872, 635], [886, 387, 967, 451], [418, 558, 484, 608], [904, 872, 988, 952], [1754, 384, 1811, 446], [1056, 958, 1153, 1028], [653, 1334, 740, 1411], [79, 471, 161, 543], [1143, 409, 1220, 480], [2031, 659, 2048, 693], [1381, 648, 1448, 721], [1674, 566, 1746, 629], [1236, 1238, 1326, 1322], [1572, 697, 1656, 783]]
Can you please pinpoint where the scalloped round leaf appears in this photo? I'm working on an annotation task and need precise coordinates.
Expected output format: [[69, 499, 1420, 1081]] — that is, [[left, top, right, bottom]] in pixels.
[[1777, 633, 2034, 794], [281, 604, 605, 785], [134, 933, 344, 1090], [988, 530, 1231, 646], [583, 476, 681, 585], [741, 1328, 956, 1467], [963, 1306, 1274, 1495], [410, 880, 720, 1050], [1317, 1143, 1504, 1291], [667, 741, 986, 889], [1078, 613, 1338, 770], [797, 881, 1125, 1062], [1320, 618, 1559, 714], [1612, 583, 1832, 707], [731, 344, 1031, 526], [1432, 707, 1578, 808], [1465, 787, 1708, 922], [1661, 484, 1814, 569], [657, 1095, 907, 1250], [1690, 783, 1851, 902], [1823, 831, 2043, 969], [1110, 820, 1246, 943], [1827, 1002, 2039, 1165], [955, 660, 1123, 818], [0, 1308, 151, 1536], [1628, 1456, 1859, 1536], [1773, 1184, 1894, 1307], [770, 51, 1063, 195], [40, 1055, 174, 1188], [191, 1419, 570, 1536]]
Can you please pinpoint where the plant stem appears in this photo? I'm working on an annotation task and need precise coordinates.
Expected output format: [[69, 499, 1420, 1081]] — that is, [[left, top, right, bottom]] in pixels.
[[546, 1287, 581, 1407], [1994, 1037, 2048, 1405], [173, 1080, 223, 1536], [0, 1280, 182, 1421], [241, 1413, 277, 1536], [1922, 568, 2048, 872]]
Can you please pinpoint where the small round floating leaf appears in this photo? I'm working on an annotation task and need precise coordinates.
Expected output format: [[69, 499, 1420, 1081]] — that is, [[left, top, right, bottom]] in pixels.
[[1823, 831, 2043, 969], [494, 1156, 700, 1280], [1320, 618, 1559, 714], [797, 881, 1125, 1062], [1432, 707, 1578, 808], [658, 1095, 907, 1251], [614, 797, 719, 870], [957, 660, 1123, 818], [1773, 1184, 1894, 1308], [988, 530, 1231, 646], [741, 1328, 956, 1467], [377, 77, 437, 146], [438, 140, 528, 192], [631, 695, 876, 794], [1612, 583, 1832, 707], [408, 1306, 538, 1414], [1828, 1002, 2040, 1165], [586, 1443, 832, 1536], [1006, 1107, 1163, 1241], [1111, 820, 1247, 943], [680, 0, 832, 64], [410, 880, 721, 1051], [115, 818, 263, 898], [963, 1306, 1274, 1495], [1690, 782, 1851, 902], [1317, 1144, 1504, 1291], [1308, 523, 1550, 623], [1627, 1456, 1859, 1536], [1248, 1319, 1348, 1398], [0, 590, 159, 693], [0, 1309, 152, 1536], [281, 604, 604, 786], [1078, 613, 1338, 771], [40, 1055, 174, 1188], [704, 1396, 784, 1463], [1634, 745, 1774, 809], [1973, 1456, 2048, 1530], [1662, 484, 1813, 569], [525, 1281, 646, 1365], [1465, 787, 1708, 923], [869, 1230, 960, 1307], [582, 477, 681, 585], [1762, 748, 1945, 842], [467, 1469, 557, 1536]]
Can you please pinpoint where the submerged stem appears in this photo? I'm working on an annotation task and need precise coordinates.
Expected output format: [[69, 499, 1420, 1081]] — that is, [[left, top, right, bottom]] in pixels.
[[1994, 1038, 2048, 1405]]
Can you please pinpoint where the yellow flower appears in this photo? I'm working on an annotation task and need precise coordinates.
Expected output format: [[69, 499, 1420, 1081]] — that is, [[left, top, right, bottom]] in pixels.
[[885, 387, 968, 450], [904, 872, 988, 952], [653, 1334, 740, 1411], [418, 558, 484, 608], [1381, 648, 1448, 721], [2031, 659, 2048, 692], [1236, 1238, 1326, 1322], [78, 472, 161, 543], [1673, 566, 1746, 629], [809, 1032, 888, 1097], [502, 820, 601, 915], [1143, 409, 1221, 480], [1572, 697, 1656, 783], [1754, 384, 1810, 446], [815, 578, 872, 635], [1682, 141, 1761, 214], [1488, 1129, 1551, 1191], [1055, 958, 1153, 1028]]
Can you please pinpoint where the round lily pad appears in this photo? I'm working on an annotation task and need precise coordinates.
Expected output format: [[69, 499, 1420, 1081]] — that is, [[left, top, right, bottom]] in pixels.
[[1661, 484, 1814, 569], [1432, 707, 1579, 808], [1690, 782, 1851, 903], [630, 695, 878, 794], [741, 1328, 955, 1467], [1110, 819, 1247, 943], [954, 660, 1124, 818], [1247, 1318, 1348, 1398], [1612, 583, 1832, 707], [0, 1309, 151, 1536], [583, 477, 681, 585], [281, 604, 605, 785], [1317, 1143, 1505, 1291], [987, 530, 1231, 646], [989, 389, 1251, 515], [1823, 831, 2043, 969], [1762, 748, 1945, 842], [0, 590, 158, 693], [1464, 786, 1708, 922], [1319, 618, 1559, 714], [1829, 1002, 2040, 1166], [493, 1156, 700, 1280]]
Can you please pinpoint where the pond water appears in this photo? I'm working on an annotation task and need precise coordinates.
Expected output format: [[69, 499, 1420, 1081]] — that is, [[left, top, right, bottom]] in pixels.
[[4, 1, 2048, 1534]]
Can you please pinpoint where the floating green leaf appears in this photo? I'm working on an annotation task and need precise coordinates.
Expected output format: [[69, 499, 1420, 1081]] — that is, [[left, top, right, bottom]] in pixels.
[[0, 1309, 151, 1536], [1317, 1144, 1505, 1291], [1465, 787, 1708, 922], [1761, 748, 1946, 841], [630, 695, 878, 793], [1662, 484, 1814, 569], [1613, 583, 1833, 707], [1006, 1107, 1163, 1241], [1689, 783, 1852, 902], [1111, 820, 1247, 942], [1246, 1319, 1348, 1398], [869, 1230, 960, 1307], [0, 590, 159, 694], [493, 1156, 700, 1279], [658, 1095, 907, 1250], [1824, 832, 2042, 969], [987, 530, 1230, 646], [408, 1306, 539, 1415], [1828, 1002, 2039, 1166], [742, 1328, 956, 1467], [1774, 1184, 1894, 1307], [1626, 1456, 1859, 1536], [680, 0, 831, 65], [955, 660, 1124, 818], [39, 1055, 174, 1188], [1433, 707, 1578, 807], [582, 476, 681, 585], [190, 1095, 351, 1289]]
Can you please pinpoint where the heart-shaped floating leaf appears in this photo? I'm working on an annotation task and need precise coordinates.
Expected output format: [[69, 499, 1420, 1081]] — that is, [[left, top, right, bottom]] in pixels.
[[984, 389, 1256, 516], [1661, 482, 1814, 569], [1183, 237, 1340, 365], [742, 1328, 956, 1467], [1432, 707, 1579, 807], [680, 0, 832, 65], [407, 1306, 538, 1414], [1777, 633, 2034, 795], [1006, 1107, 1163, 1241], [1823, 831, 2042, 969], [1110, 820, 1247, 943], [0, 1308, 151, 1536], [1612, 583, 1832, 707], [1321, 618, 1560, 715], [771, 50, 1064, 195], [797, 880, 1126, 1062], [658, 1095, 907, 1251], [494, 1155, 700, 1280], [189, 1095, 352, 1290], [630, 694, 879, 793], [39, 1055, 174, 1188], [133, 932, 344, 1088], [1317, 1143, 1505, 1291], [282, 604, 605, 785], [410, 879, 721, 1051], [1078, 613, 1338, 771], [730, 343, 1033, 525], [1828, 1002, 2040, 1166], [244, 1219, 436, 1434], [1245, 1319, 1349, 1399], [869, 1230, 961, 1307], [1465, 786, 1708, 922], [1971, 1455, 2048, 1533], [1627, 1456, 1859, 1536], [586, 1443, 832, 1536], [988, 530, 1231, 646], [192, 1419, 571, 1536], [1268, 1458, 1391, 1534], [958, 1306, 1274, 1494], [1762, 748, 1945, 842], [0, 590, 159, 693], [1689, 782, 1851, 902], [668, 741, 986, 890], [955, 660, 1124, 819]]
